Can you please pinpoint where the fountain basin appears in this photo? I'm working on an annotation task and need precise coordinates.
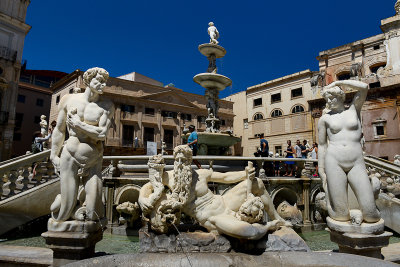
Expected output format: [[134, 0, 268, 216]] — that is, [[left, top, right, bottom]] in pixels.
[[198, 43, 226, 58], [64, 252, 399, 267], [183, 132, 240, 155], [193, 73, 232, 91]]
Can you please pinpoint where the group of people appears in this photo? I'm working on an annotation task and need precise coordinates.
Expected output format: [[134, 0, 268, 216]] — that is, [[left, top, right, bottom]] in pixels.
[[257, 135, 319, 178]]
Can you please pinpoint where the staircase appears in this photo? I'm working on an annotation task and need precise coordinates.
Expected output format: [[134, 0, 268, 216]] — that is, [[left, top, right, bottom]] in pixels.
[[0, 150, 59, 236]]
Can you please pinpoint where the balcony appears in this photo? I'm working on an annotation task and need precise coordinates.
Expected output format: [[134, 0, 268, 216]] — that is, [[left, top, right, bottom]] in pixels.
[[142, 114, 157, 124], [162, 117, 179, 127], [120, 111, 138, 122], [0, 111, 9, 125], [0, 46, 17, 62]]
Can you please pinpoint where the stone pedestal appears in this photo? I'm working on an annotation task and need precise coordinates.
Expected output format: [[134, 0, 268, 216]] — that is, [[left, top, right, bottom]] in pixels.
[[329, 229, 392, 259], [42, 229, 103, 267], [41, 218, 106, 266], [326, 216, 393, 259]]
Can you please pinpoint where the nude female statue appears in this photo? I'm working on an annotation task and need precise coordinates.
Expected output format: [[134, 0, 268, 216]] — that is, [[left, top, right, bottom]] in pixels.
[[139, 145, 288, 240], [50, 67, 115, 222], [318, 80, 380, 223]]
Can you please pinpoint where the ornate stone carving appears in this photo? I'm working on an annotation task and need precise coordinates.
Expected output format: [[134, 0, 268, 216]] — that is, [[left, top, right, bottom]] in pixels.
[[139, 145, 290, 240], [395, 0, 400, 15]]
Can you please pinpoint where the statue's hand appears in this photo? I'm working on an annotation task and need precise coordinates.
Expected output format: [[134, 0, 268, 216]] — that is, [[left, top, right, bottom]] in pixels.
[[66, 109, 81, 130], [319, 168, 328, 192], [246, 162, 255, 181], [51, 155, 61, 176]]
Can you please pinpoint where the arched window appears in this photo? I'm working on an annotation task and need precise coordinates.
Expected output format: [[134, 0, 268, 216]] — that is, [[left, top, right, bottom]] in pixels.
[[291, 105, 304, 114], [370, 63, 386, 74], [337, 72, 351, 81], [271, 109, 283, 117], [253, 113, 264, 121]]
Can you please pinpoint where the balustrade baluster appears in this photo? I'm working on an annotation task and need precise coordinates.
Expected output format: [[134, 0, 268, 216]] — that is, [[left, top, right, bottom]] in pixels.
[[8, 170, 18, 196], [20, 167, 30, 191], [46, 160, 55, 180], [0, 174, 5, 198], [33, 162, 43, 184]]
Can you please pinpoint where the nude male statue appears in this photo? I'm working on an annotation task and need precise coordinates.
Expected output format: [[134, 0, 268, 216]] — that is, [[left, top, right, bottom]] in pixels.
[[208, 22, 220, 45], [50, 67, 115, 222], [139, 145, 288, 240], [318, 80, 380, 223]]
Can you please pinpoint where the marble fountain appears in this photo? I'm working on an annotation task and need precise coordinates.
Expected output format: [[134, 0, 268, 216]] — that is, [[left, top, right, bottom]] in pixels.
[[28, 23, 398, 267]]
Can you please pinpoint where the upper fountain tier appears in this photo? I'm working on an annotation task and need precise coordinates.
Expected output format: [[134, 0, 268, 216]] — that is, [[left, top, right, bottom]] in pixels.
[[193, 72, 231, 91], [198, 43, 226, 59]]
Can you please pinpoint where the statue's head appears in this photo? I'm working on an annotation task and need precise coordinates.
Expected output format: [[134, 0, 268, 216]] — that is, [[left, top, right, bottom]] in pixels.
[[40, 115, 46, 120], [322, 85, 345, 111], [150, 198, 182, 234], [173, 145, 192, 166], [172, 145, 193, 205], [236, 196, 265, 224], [83, 67, 109, 95], [208, 22, 214, 26]]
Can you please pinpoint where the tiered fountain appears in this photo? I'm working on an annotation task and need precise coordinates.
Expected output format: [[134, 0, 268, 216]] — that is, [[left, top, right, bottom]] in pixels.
[[188, 22, 240, 155]]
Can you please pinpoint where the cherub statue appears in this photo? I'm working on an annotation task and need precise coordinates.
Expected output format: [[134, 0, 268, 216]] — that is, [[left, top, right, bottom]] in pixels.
[[208, 22, 220, 45], [50, 67, 115, 223], [139, 145, 290, 240]]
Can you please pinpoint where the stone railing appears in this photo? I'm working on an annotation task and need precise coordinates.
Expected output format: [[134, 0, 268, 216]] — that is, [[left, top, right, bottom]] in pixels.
[[0, 150, 57, 201], [364, 155, 400, 177]]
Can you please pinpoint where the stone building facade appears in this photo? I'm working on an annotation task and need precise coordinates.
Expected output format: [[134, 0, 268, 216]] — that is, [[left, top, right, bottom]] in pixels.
[[12, 69, 67, 157], [224, 70, 315, 157], [0, 0, 31, 160], [309, 4, 400, 161], [49, 71, 234, 155]]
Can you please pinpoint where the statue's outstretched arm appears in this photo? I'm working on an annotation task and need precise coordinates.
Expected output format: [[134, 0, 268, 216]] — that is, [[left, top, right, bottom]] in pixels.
[[208, 169, 246, 184]]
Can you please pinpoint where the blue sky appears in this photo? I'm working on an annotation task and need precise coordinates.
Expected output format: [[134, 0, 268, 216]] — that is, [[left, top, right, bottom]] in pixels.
[[23, 0, 394, 98]]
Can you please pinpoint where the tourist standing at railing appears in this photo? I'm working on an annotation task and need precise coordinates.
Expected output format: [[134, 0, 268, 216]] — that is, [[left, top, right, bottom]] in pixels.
[[274, 153, 282, 177], [284, 140, 295, 176], [311, 143, 318, 177], [187, 125, 202, 169]]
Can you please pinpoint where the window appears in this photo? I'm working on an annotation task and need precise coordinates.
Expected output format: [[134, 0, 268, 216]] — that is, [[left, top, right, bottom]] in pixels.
[[121, 104, 135, 113], [36, 98, 44, 107], [275, 146, 282, 157], [271, 93, 281, 103], [221, 120, 226, 126], [198, 116, 206, 123], [34, 116, 40, 124], [373, 120, 386, 138], [56, 95, 60, 104], [253, 98, 262, 107], [181, 113, 192, 121], [271, 109, 283, 117], [15, 113, 23, 129], [161, 110, 177, 118], [370, 81, 381, 88], [17, 94, 25, 103], [144, 127, 155, 142], [337, 72, 351, 81], [69, 89, 73, 94], [291, 105, 304, 114], [243, 119, 248, 129], [370, 64, 385, 74], [122, 125, 134, 146], [164, 129, 174, 149], [253, 113, 263, 121], [291, 88, 303, 98], [13, 133, 21, 141], [373, 45, 380, 50], [145, 107, 155, 115]]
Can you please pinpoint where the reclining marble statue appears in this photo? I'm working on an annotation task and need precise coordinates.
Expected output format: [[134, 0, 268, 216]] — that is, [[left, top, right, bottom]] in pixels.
[[49, 67, 115, 230], [318, 80, 381, 228], [139, 145, 289, 240]]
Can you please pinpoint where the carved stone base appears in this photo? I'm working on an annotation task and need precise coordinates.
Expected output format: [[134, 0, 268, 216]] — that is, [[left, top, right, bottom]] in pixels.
[[328, 229, 392, 259], [139, 225, 310, 254], [41, 229, 103, 267], [47, 217, 107, 232], [326, 216, 385, 235]]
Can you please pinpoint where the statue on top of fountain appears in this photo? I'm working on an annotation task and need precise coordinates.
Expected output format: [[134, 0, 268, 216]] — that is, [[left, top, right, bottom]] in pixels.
[[208, 22, 219, 45], [139, 145, 290, 240]]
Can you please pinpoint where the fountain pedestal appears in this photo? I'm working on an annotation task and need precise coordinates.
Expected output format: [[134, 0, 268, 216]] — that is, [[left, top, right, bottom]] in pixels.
[[41, 219, 105, 266]]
